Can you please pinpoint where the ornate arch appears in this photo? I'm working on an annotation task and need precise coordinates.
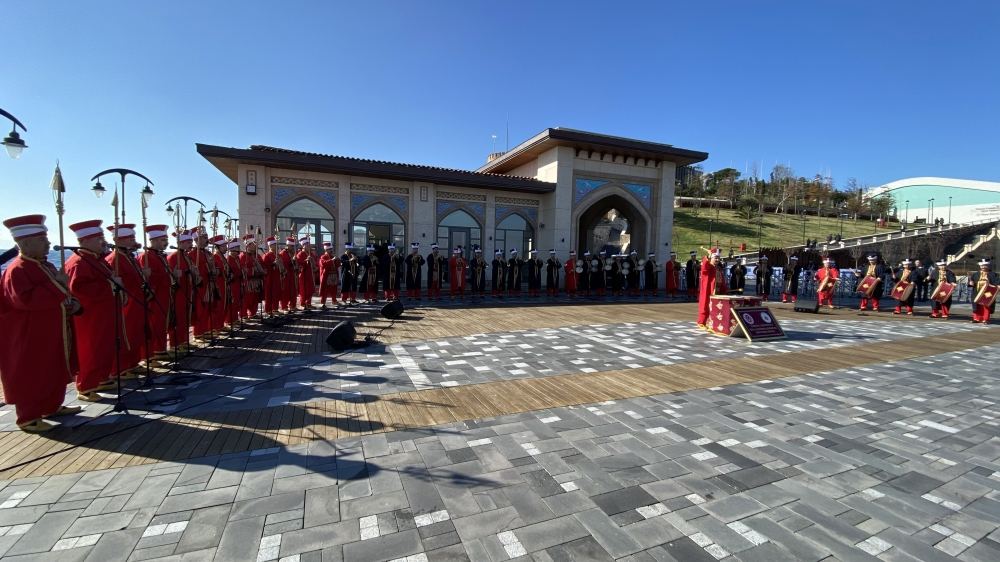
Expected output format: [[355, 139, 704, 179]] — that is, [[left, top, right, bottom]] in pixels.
[[436, 200, 485, 227], [275, 195, 336, 219], [350, 193, 408, 222], [437, 206, 484, 230], [572, 186, 652, 254], [351, 201, 406, 226], [274, 191, 337, 218], [494, 207, 538, 230]]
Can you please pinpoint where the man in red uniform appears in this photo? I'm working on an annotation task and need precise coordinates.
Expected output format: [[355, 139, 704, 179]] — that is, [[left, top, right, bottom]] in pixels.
[[563, 250, 578, 297], [318, 242, 340, 308], [66, 220, 120, 400], [189, 227, 216, 340], [279, 237, 296, 311], [697, 248, 728, 330], [226, 239, 244, 325], [208, 236, 230, 330], [138, 224, 174, 361], [665, 252, 679, 299], [814, 257, 839, 309], [167, 229, 196, 351], [968, 259, 1000, 323], [241, 235, 264, 318], [106, 224, 147, 377], [449, 247, 466, 299], [261, 236, 283, 317], [0, 215, 82, 431], [296, 237, 317, 310]]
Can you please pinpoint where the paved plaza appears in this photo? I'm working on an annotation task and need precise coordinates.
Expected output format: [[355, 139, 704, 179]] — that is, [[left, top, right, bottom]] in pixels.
[[1, 301, 1000, 561]]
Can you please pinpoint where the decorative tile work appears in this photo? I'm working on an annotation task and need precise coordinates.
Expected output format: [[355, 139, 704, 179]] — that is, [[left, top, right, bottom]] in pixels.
[[351, 193, 378, 213], [437, 191, 486, 202], [623, 182, 652, 207], [351, 183, 410, 195], [387, 195, 409, 215], [495, 196, 540, 206], [270, 176, 338, 188], [436, 201, 457, 217], [467, 203, 485, 221], [574, 178, 609, 204], [316, 190, 338, 210], [495, 206, 537, 227], [273, 188, 295, 207]]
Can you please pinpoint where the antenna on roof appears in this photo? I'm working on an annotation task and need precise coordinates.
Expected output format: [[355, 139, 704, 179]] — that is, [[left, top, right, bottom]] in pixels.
[[505, 112, 509, 152], [491, 134, 497, 154]]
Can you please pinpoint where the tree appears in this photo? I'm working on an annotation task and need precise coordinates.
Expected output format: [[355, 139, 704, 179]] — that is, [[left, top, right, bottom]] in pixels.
[[737, 196, 760, 223], [868, 194, 894, 221], [770, 164, 796, 214], [711, 168, 741, 207]]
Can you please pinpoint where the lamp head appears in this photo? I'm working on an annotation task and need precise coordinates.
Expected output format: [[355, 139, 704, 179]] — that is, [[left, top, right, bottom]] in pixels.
[[140, 183, 154, 204], [2, 128, 26, 159], [91, 179, 106, 199]]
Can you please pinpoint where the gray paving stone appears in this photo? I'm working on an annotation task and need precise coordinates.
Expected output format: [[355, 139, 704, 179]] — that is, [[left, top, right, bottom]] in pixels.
[[453, 506, 522, 541], [513, 514, 590, 553], [229, 490, 304, 521], [5, 508, 84, 556], [573, 508, 643, 558], [174, 504, 232, 554], [0, 505, 49, 526], [279, 520, 360, 555], [82, 528, 144, 562], [701, 493, 768, 523], [156, 485, 239, 515], [304, 485, 340, 528], [214, 514, 264, 562], [64, 510, 138, 537], [590, 486, 658, 516], [341, 528, 422, 562]]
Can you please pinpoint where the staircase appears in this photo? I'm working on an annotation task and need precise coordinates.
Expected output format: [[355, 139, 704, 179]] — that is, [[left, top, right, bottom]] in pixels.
[[946, 226, 999, 264]]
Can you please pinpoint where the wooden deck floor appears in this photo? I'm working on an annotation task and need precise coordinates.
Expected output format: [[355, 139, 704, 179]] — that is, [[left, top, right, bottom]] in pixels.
[[1, 324, 997, 480]]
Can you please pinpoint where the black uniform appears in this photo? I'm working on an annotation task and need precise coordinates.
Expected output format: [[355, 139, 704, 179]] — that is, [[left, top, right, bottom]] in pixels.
[[782, 262, 802, 298], [404, 252, 424, 293], [643, 257, 656, 292], [610, 259, 624, 293], [859, 262, 890, 299], [593, 255, 607, 292], [340, 252, 358, 294], [892, 267, 916, 309], [426, 252, 446, 293], [914, 264, 929, 301], [470, 253, 487, 294], [928, 267, 957, 313], [755, 262, 772, 297], [491, 254, 506, 294], [579, 255, 592, 293], [626, 255, 640, 292], [361, 253, 379, 296], [527, 256, 543, 293], [969, 270, 1000, 314], [507, 255, 523, 293], [386, 253, 404, 293], [685, 257, 698, 295], [730, 263, 747, 294], [545, 255, 561, 293]]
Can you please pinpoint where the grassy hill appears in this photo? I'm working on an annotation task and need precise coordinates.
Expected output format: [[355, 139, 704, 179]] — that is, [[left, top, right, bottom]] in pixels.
[[670, 207, 895, 255]]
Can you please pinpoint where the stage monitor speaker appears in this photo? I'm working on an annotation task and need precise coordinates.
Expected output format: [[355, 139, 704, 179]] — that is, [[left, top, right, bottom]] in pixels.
[[381, 300, 404, 320], [326, 321, 357, 349], [794, 298, 820, 313]]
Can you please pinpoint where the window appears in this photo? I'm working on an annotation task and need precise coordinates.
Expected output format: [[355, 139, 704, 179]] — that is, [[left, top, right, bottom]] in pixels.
[[495, 213, 534, 255], [437, 210, 481, 260], [276, 198, 335, 248], [351, 203, 405, 249]]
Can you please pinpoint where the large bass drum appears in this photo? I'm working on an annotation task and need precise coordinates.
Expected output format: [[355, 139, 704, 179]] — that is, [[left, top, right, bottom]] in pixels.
[[575, 265, 584, 274]]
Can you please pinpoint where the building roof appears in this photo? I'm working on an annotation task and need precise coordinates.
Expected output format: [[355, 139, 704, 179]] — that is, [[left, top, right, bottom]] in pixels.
[[477, 127, 709, 174], [196, 144, 557, 194], [868, 176, 1000, 197]]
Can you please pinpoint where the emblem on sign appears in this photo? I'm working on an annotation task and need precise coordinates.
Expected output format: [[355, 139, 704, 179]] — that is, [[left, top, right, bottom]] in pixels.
[[742, 313, 755, 325], [862, 283, 869, 289]]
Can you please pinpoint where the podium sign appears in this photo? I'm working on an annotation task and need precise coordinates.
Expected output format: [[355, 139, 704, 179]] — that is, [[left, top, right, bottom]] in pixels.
[[732, 306, 786, 342], [709, 295, 763, 336]]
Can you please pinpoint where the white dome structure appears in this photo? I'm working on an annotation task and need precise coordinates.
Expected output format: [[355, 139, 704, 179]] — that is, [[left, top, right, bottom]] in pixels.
[[867, 177, 1000, 225]]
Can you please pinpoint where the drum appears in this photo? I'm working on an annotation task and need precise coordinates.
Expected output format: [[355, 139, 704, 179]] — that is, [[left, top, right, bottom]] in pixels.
[[604, 264, 612, 271], [892, 280, 914, 301], [622, 263, 631, 273], [638, 258, 646, 267], [575, 266, 584, 274], [975, 283, 999, 307], [857, 275, 881, 297], [932, 282, 955, 303], [590, 259, 599, 268], [817, 277, 836, 292]]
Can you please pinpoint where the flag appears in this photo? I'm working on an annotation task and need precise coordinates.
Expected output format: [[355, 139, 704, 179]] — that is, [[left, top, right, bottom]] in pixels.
[[50, 162, 65, 194]]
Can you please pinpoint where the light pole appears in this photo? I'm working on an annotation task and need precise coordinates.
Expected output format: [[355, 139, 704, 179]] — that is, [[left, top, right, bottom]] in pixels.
[[904, 200, 909, 224], [91, 168, 155, 231], [0, 108, 27, 159], [801, 211, 807, 244], [948, 196, 952, 224], [164, 196, 207, 232], [929, 198, 934, 224]]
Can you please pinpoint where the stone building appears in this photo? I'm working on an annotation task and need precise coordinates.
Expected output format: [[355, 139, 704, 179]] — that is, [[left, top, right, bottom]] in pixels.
[[197, 127, 707, 266]]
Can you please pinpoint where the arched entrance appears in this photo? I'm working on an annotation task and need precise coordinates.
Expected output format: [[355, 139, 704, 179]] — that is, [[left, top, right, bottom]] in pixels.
[[351, 203, 405, 262], [437, 210, 481, 261], [577, 194, 648, 255], [276, 197, 335, 248]]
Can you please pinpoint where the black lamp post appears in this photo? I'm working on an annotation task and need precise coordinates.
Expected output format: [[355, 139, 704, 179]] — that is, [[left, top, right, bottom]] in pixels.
[[91, 168, 155, 229], [0, 108, 27, 159], [164, 196, 207, 232], [948, 196, 952, 224], [928, 198, 934, 224], [904, 200, 909, 224], [801, 211, 807, 244]]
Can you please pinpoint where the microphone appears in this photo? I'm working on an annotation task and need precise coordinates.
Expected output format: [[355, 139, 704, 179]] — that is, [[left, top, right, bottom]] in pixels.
[[53, 245, 83, 251]]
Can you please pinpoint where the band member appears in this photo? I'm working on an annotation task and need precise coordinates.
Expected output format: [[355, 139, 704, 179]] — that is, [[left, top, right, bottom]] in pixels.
[[664, 252, 678, 298], [470, 247, 487, 297], [507, 248, 523, 296], [449, 247, 467, 299], [138, 224, 175, 359], [730, 258, 747, 295], [209, 236, 230, 328], [627, 251, 641, 296], [295, 237, 317, 310], [525, 249, 543, 297], [384, 244, 404, 301], [340, 243, 359, 304], [892, 259, 916, 315], [0, 215, 82, 431], [167, 229, 196, 350], [580, 251, 592, 296], [318, 242, 340, 307], [755, 256, 772, 300], [107, 224, 148, 374], [814, 257, 838, 309], [685, 251, 699, 299], [610, 254, 624, 295], [592, 250, 607, 297], [190, 227, 216, 336], [361, 245, 379, 302], [226, 240, 245, 323], [781, 256, 802, 303], [600, 250, 612, 297], [546, 250, 561, 296], [240, 235, 264, 318], [404, 243, 424, 299], [426, 244, 446, 300], [968, 259, 1000, 323], [279, 237, 296, 311], [928, 259, 956, 318], [261, 236, 282, 316], [563, 250, 577, 297], [491, 249, 506, 297], [914, 259, 929, 301], [858, 255, 888, 312], [697, 248, 728, 330], [644, 253, 657, 297]]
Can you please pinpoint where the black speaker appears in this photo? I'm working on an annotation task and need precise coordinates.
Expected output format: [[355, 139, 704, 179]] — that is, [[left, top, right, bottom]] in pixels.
[[381, 300, 404, 320], [794, 298, 820, 313], [326, 321, 356, 349]]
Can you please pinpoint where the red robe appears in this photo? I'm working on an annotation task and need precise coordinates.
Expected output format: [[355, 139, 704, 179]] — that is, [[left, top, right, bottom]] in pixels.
[[295, 250, 316, 307], [226, 254, 244, 324], [240, 251, 264, 318], [0, 256, 73, 424], [319, 254, 340, 303], [67, 250, 118, 392], [665, 260, 679, 294], [697, 257, 728, 326], [138, 249, 173, 356], [167, 249, 193, 347], [106, 249, 147, 371], [189, 247, 214, 336], [279, 249, 295, 309], [262, 250, 282, 314], [814, 266, 839, 306], [212, 252, 229, 329], [563, 259, 578, 293]]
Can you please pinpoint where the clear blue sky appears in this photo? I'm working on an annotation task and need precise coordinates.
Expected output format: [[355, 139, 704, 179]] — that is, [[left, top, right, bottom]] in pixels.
[[3, 0, 998, 247]]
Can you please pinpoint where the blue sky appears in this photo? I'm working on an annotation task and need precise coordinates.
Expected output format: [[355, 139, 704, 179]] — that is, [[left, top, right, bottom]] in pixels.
[[2, 0, 998, 247]]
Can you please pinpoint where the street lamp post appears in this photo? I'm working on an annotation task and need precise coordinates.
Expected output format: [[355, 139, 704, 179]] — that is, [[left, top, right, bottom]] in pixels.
[[948, 196, 952, 224], [928, 198, 934, 225], [0, 108, 28, 159], [801, 211, 807, 244], [90, 168, 155, 232], [904, 200, 909, 224], [164, 196, 208, 232]]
